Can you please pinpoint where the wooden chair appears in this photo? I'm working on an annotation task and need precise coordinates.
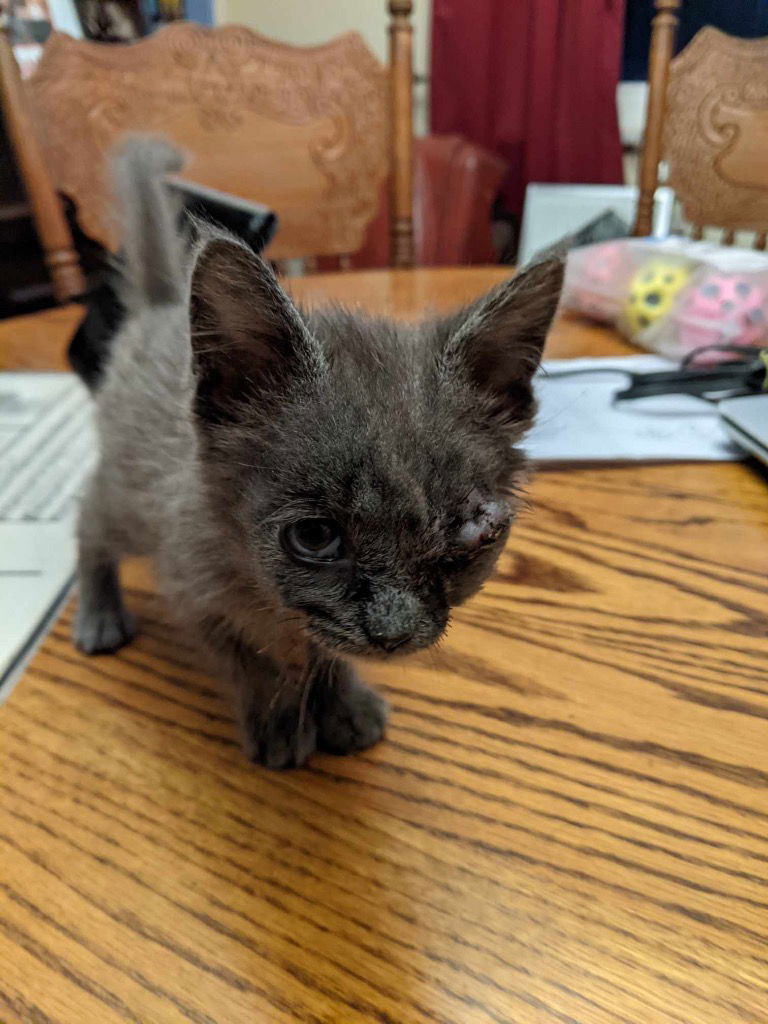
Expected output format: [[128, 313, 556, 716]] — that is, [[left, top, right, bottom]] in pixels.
[[0, 0, 414, 303], [634, 0, 768, 247]]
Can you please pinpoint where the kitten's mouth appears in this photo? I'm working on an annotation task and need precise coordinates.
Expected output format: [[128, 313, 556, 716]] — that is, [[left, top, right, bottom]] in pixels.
[[302, 618, 441, 660], [291, 602, 447, 659]]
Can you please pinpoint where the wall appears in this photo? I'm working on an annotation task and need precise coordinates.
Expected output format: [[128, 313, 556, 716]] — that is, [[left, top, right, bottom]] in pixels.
[[617, 82, 648, 186], [214, 0, 431, 135]]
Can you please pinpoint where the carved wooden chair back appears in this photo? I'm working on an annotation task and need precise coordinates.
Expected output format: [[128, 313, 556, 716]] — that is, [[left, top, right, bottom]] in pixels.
[[634, 0, 768, 248], [0, 3, 414, 302]]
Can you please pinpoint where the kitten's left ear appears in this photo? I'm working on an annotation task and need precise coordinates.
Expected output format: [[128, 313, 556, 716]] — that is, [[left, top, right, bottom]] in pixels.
[[440, 258, 564, 423]]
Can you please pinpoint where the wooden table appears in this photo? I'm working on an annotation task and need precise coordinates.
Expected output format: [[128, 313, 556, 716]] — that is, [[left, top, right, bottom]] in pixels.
[[2, 268, 767, 1024]]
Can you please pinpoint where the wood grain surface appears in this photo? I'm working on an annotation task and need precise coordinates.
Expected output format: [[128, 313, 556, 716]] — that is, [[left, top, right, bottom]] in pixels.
[[1, 268, 767, 1024], [0, 304, 83, 371]]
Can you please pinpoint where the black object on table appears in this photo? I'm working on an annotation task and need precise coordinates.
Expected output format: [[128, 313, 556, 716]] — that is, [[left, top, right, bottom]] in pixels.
[[615, 346, 768, 403]]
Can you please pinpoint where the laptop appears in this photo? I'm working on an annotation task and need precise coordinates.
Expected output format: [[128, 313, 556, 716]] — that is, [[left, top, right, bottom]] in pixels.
[[0, 372, 96, 695], [518, 183, 676, 265], [718, 394, 768, 467]]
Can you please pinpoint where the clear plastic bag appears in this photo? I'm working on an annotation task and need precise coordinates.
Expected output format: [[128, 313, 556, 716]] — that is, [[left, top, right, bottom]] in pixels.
[[561, 237, 768, 361]]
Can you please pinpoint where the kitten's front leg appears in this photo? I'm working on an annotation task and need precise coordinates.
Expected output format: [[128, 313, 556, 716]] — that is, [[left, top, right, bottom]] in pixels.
[[199, 618, 388, 768], [199, 620, 318, 769], [313, 659, 389, 756], [245, 654, 389, 765]]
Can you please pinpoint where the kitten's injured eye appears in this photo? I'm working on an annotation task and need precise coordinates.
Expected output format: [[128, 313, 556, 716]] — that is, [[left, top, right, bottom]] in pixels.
[[457, 498, 510, 550], [282, 518, 345, 565]]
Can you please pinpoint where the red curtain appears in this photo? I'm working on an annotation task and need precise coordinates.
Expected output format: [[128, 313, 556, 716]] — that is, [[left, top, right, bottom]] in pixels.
[[430, 0, 627, 217]]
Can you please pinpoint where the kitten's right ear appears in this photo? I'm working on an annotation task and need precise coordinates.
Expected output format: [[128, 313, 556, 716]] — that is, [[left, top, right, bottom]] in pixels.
[[189, 234, 319, 425], [438, 258, 564, 428]]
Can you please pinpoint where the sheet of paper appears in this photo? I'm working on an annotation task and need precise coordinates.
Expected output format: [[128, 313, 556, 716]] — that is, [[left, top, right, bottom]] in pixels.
[[526, 355, 740, 464]]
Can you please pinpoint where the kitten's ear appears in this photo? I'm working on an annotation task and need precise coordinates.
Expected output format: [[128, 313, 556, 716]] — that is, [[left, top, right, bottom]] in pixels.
[[189, 234, 318, 425], [441, 258, 564, 425]]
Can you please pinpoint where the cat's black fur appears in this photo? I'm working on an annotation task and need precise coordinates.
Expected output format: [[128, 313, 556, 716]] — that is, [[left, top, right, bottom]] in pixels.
[[68, 180, 277, 390], [73, 138, 563, 768]]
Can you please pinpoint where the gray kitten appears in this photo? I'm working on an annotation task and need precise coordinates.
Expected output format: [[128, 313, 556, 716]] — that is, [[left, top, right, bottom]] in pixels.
[[73, 139, 563, 769]]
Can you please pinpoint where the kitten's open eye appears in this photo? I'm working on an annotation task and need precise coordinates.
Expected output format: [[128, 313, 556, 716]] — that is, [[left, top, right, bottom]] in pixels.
[[282, 518, 344, 564]]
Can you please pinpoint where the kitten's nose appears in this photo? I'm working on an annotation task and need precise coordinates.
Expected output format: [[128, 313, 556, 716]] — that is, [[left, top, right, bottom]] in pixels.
[[364, 586, 419, 653], [369, 628, 413, 653]]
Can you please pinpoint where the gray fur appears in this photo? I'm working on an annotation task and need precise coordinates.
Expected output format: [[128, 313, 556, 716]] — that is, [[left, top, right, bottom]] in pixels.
[[74, 137, 563, 769], [111, 136, 185, 306]]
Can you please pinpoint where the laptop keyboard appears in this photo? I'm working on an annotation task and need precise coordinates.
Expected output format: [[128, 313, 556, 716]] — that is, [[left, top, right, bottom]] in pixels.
[[0, 374, 96, 523], [0, 373, 97, 692]]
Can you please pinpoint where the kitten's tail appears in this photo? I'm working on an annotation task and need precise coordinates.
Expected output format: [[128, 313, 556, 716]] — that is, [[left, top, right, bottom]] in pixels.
[[113, 135, 186, 306]]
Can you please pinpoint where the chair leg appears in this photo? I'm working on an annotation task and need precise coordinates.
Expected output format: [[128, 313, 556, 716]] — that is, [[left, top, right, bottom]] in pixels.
[[388, 0, 415, 267]]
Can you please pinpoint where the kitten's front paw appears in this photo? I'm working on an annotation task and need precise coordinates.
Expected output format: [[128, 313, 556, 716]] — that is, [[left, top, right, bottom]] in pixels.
[[73, 603, 135, 655], [245, 710, 318, 770], [317, 673, 389, 755]]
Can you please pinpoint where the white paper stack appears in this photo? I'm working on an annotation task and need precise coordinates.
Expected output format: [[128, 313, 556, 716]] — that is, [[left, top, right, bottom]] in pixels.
[[527, 355, 740, 465]]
